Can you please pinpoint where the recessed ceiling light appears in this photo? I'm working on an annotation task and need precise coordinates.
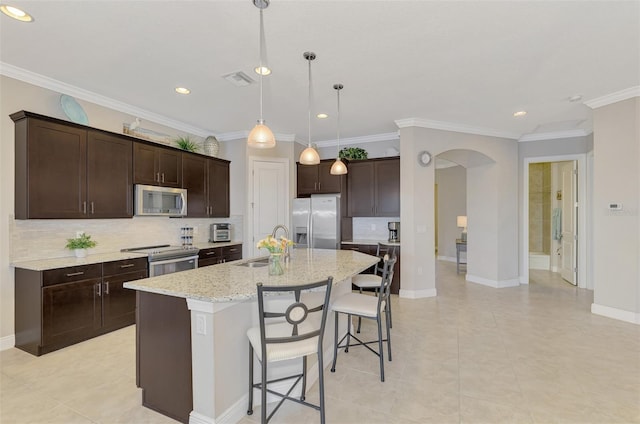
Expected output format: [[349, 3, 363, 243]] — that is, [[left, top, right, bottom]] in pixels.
[[175, 87, 191, 95], [513, 110, 527, 117], [254, 66, 271, 76], [317, 113, 328, 119], [0, 4, 33, 22]]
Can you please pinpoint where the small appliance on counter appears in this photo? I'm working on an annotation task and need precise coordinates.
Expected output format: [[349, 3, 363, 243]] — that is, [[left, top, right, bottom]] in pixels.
[[388, 221, 400, 243], [210, 223, 231, 242]]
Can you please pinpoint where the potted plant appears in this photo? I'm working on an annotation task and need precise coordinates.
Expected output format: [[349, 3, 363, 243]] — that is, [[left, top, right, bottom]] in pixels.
[[174, 136, 199, 152], [65, 232, 97, 258], [338, 147, 368, 161]]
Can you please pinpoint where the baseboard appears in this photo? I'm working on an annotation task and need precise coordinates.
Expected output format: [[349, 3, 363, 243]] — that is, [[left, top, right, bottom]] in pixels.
[[214, 344, 334, 423], [466, 274, 520, 288], [0, 334, 15, 351], [189, 410, 214, 424], [437, 256, 456, 263], [591, 303, 640, 325], [399, 288, 437, 299]]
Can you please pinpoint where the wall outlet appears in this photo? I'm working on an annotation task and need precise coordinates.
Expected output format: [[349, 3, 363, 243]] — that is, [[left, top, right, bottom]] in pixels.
[[196, 314, 207, 335]]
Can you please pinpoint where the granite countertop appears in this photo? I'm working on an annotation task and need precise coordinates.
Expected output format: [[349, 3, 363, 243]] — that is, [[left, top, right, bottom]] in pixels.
[[11, 241, 244, 271], [341, 239, 401, 247], [124, 248, 379, 303]]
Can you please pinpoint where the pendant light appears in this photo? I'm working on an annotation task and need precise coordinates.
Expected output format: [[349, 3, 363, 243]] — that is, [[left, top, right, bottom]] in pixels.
[[299, 52, 321, 165], [330, 83, 347, 175], [247, 0, 275, 149]]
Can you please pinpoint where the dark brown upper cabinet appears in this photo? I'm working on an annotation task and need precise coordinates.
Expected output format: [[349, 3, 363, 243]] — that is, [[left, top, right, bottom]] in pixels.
[[181, 153, 230, 218], [347, 157, 400, 217], [133, 142, 182, 188], [296, 160, 342, 197], [11, 111, 133, 219]]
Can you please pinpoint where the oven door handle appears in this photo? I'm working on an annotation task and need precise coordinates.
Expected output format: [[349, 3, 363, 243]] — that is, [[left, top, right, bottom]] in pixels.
[[149, 255, 199, 267]]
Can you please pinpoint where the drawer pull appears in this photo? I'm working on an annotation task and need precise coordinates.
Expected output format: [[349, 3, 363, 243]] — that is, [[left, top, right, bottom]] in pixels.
[[65, 271, 84, 277], [228, 248, 238, 252], [205, 252, 217, 256], [120, 263, 135, 268]]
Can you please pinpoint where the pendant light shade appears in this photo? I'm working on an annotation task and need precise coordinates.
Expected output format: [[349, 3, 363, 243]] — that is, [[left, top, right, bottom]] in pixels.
[[248, 0, 275, 149], [330, 83, 347, 175], [299, 52, 320, 165]]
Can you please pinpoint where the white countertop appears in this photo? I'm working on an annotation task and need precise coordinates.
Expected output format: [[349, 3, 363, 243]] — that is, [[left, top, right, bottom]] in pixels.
[[124, 248, 379, 303], [11, 241, 243, 271], [341, 239, 401, 247]]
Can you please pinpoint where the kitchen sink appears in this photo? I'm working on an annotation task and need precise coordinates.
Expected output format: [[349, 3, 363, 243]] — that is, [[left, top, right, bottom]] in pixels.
[[233, 257, 269, 268]]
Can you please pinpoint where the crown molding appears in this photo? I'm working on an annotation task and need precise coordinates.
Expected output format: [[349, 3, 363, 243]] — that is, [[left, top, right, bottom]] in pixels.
[[1, 62, 216, 138], [518, 129, 592, 142], [217, 130, 296, 142], [394, 117, 519, 140], [584, 86, 640, 109], [313, 131, 400, 148]]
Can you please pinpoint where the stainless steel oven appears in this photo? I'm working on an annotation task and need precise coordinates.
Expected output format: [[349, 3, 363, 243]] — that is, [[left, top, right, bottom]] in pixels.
[[121, 245, 199, 277]]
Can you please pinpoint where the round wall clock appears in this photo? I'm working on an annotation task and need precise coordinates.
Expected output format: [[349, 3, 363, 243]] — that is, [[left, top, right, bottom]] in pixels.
[[418, 150, 432, 166]]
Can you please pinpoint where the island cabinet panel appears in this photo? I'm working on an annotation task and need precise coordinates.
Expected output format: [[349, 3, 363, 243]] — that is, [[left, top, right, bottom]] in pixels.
[[198, 243, 242, 267], [136, 292, 192, 424], [347, 157, 400, 217], [296, 160, 343, 197], [14, 258, 147, 356], [11, 111, 134, 219], [182, 154, 230, 218], [134, 142, 182, 188]]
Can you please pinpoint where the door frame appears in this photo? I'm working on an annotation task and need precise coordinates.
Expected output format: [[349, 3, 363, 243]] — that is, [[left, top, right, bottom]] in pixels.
[[522, 154, 588, 288], [247, 156, 290, 258]]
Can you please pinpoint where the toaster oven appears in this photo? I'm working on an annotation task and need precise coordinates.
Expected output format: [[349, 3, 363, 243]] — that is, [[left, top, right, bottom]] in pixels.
[[210, 223, 231, 242]]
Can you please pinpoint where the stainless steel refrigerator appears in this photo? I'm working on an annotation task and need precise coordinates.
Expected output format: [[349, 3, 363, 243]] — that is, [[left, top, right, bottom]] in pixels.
[[293, 194, 341, 249]]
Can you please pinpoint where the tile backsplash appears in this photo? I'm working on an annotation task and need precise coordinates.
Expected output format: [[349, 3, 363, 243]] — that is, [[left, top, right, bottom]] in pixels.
[[10, 215, 243, 262], [351, 217, 400, 241]]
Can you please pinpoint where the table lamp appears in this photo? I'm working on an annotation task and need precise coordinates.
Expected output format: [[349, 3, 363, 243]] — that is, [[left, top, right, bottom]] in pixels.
[[457, 215, 467, 242]]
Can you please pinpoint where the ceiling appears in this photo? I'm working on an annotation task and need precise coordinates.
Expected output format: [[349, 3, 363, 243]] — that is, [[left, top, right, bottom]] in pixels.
[[1, 1, 638, 145]]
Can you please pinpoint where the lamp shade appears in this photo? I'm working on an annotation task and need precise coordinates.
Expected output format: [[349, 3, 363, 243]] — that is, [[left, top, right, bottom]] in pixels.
[[457, 215, 467, 228], [299, 146, 320, 165], [330, 158, 347, 175], [248, 121, 276, 149]]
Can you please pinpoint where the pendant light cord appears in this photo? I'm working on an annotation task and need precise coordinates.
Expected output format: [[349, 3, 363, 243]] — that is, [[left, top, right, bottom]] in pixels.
[[259, 8, 264, 121], [337, 86, 341, 151], [307, 56, 312, 148]]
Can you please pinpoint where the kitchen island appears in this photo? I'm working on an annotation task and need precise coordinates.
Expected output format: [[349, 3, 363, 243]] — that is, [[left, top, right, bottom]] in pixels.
[[124, 248, 379, 424]]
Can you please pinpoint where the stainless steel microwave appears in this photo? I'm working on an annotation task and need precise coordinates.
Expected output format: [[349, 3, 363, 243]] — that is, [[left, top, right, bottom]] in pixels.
[[134, 184, 187, 217]]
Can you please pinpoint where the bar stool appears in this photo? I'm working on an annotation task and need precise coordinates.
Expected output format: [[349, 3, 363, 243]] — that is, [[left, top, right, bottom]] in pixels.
[[330, 255, 396, 382], [351, 243, 397, 332], [246, 277, 333, 424]]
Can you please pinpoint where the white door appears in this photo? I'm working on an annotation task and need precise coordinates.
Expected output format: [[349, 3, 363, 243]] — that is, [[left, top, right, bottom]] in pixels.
[[249, 158, 289, 258], [560, 161, 577, 284]]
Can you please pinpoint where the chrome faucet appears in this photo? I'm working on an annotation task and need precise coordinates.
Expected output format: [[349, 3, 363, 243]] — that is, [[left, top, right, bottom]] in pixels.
[[271, 224, 291, 261]]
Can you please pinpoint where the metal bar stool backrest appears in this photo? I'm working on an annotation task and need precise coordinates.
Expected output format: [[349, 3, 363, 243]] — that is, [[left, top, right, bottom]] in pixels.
[[256, 278, 333, 355], [375, 243, 397, 276], [375, 255, 397, 312]]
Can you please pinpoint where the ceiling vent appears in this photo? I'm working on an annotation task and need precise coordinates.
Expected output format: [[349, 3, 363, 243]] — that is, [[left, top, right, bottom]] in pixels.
[[222, 71, 255, 87]]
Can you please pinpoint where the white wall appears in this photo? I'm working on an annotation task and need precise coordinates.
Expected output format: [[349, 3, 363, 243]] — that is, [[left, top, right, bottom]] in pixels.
[[592, 97, 640, 323], [435, 165, 466, 260]]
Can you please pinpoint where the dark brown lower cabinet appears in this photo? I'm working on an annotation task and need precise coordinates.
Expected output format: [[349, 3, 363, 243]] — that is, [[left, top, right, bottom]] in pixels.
[[198, 243, 242, 267], [14, 257, 148, 356], [136, 291, 192, 424]]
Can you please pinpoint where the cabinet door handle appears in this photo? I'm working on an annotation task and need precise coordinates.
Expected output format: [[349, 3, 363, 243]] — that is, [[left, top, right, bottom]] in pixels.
[[82, 201, 87, 214], [90, 202, 95, 214], [65, 271, 84, 277], [161, 173, 165, 183], [156, 172, 160, 182], [104, 281, 110, 295], [96, 283, 101, 297], [120, 263, 135, 268], [314, 182, 317, 190], [318, 182, 321, 190]]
